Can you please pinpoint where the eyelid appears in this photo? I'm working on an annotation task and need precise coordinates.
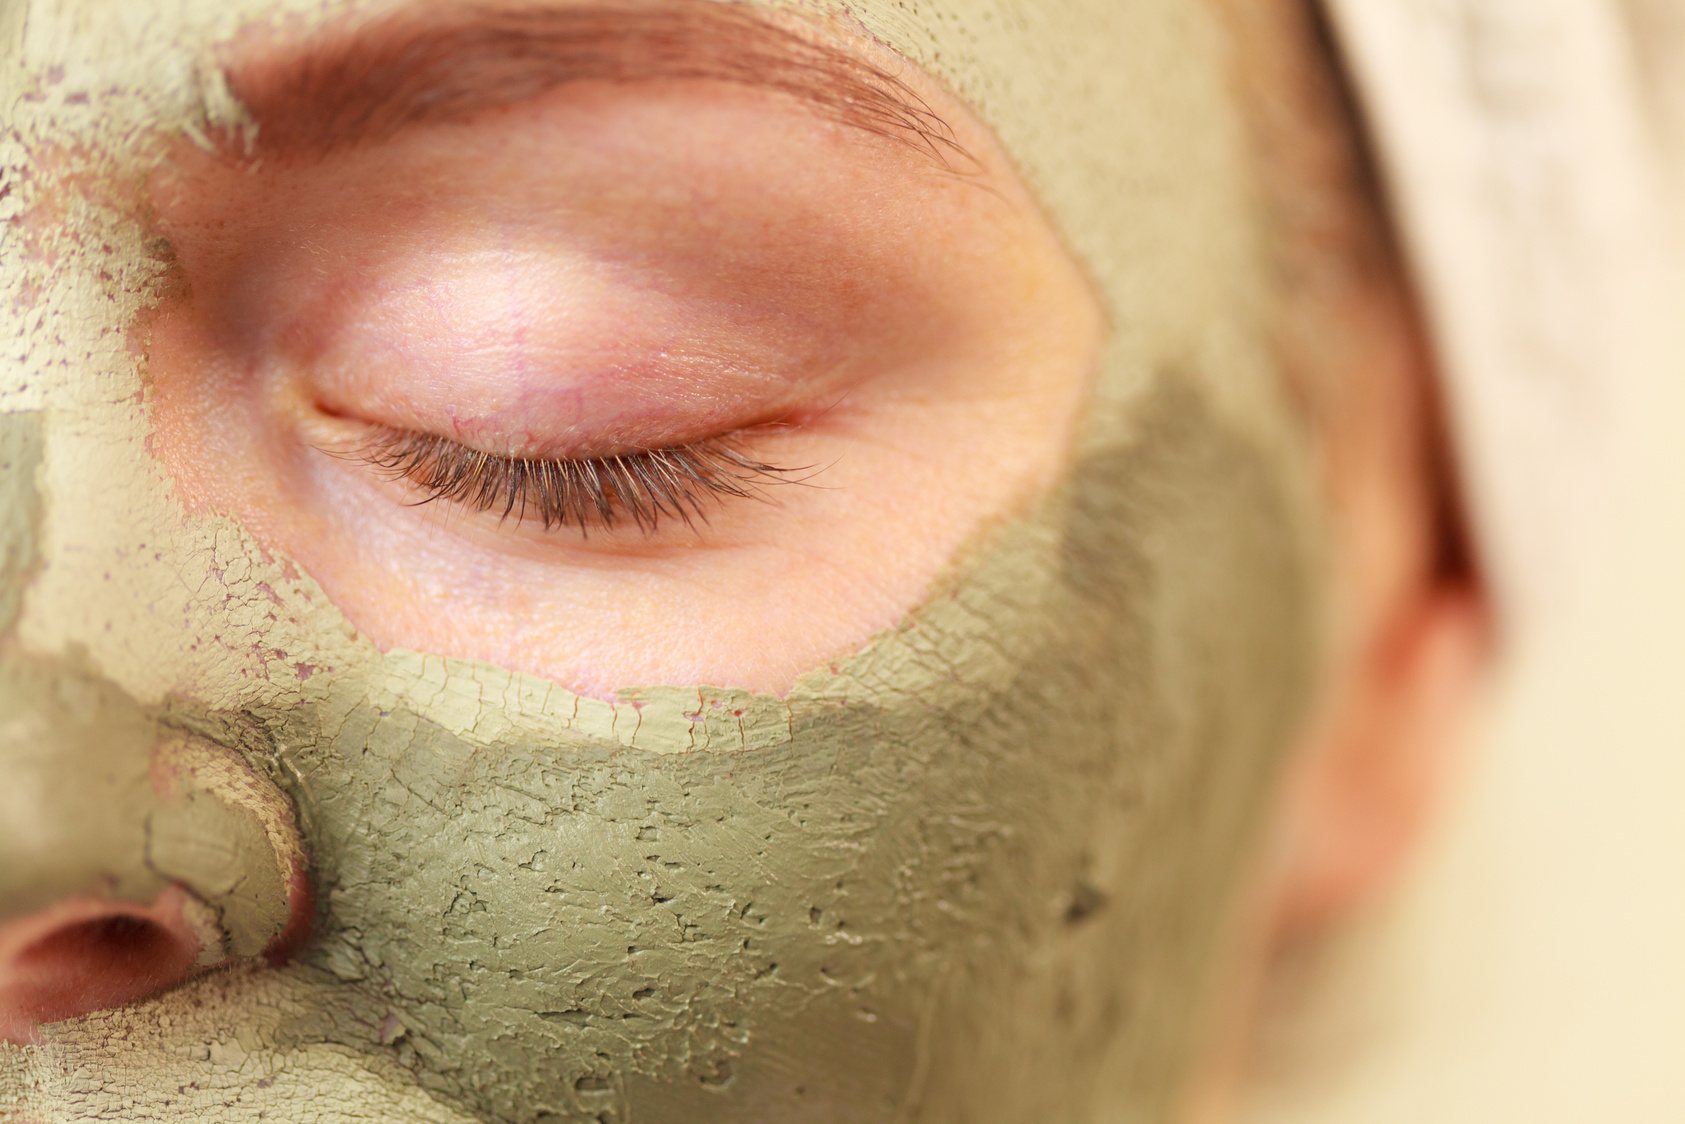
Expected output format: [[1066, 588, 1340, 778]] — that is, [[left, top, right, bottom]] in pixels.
[[346, 425, 803, 535]]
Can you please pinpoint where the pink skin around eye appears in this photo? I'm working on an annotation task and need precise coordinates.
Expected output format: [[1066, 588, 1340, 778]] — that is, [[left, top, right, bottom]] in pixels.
[[144, 73, 1101, 699], [292, 246, 851, 457]]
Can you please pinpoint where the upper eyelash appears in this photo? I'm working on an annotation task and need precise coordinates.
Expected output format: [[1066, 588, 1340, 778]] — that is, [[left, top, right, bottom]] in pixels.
[[353, 427, 798, 533]]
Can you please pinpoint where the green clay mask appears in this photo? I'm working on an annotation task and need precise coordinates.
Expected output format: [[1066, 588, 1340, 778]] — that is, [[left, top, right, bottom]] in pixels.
[[0, 0, 1322, 1120]]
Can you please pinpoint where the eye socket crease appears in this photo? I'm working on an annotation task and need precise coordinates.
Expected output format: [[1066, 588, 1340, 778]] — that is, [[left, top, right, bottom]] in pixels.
[[217, 0, 972, 168]]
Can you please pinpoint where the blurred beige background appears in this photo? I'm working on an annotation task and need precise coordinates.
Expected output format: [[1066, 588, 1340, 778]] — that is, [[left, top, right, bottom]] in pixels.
[[1241, 2, 1685, 1119]]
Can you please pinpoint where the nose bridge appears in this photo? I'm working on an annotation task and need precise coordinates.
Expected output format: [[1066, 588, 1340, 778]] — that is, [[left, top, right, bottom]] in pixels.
[[0, 409, 42, 641], [0, 410, 164, 922], [0, 656, 176, 922]]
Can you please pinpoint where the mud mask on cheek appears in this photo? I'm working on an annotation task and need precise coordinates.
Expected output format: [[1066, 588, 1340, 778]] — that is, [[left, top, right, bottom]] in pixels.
[[0, 0, 1321, 1121]]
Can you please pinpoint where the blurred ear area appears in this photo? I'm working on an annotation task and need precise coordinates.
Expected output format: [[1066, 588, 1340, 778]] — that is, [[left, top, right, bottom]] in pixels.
[[1200, 0, 1495, 942], [1273, 583, 1489, 937]]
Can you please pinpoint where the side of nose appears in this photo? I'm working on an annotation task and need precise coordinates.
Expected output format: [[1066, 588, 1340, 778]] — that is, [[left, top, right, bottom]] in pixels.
[[0, 657, 311, 1043]]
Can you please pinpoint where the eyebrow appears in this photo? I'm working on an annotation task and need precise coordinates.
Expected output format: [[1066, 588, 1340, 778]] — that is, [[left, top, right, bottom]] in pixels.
[[221, 1, 964, 163]]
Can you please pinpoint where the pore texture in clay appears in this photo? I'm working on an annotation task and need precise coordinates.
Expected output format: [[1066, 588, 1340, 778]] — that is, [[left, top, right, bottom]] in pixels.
[[0, 0, 1323, 1119]]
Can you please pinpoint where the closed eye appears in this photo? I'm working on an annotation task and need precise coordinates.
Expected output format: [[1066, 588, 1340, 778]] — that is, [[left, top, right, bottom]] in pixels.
[[347, 426, 805, 535], [140, 4, 1101, 695]]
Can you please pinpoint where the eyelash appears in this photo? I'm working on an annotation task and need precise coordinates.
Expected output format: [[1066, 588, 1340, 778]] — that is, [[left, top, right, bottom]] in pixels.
[[352, 427, 796, 533]]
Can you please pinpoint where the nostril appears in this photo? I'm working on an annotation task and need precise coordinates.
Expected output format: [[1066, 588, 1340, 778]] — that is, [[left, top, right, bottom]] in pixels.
[[0, 729, 313, 1043], [20, 913, 170, 966], [17, 914, 194, 1006], [0, 890, 205, 1044]]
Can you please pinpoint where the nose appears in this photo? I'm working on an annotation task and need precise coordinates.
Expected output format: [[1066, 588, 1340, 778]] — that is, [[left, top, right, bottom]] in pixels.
[[0, 657, 311, 1043]]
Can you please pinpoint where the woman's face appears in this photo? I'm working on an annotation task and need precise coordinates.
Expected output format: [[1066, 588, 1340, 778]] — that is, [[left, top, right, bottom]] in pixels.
[[0, 0, 1334, 1120]]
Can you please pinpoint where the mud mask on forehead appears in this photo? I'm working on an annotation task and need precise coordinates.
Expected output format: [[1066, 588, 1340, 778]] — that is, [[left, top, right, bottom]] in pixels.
[[0, 0, 1320, 1120]]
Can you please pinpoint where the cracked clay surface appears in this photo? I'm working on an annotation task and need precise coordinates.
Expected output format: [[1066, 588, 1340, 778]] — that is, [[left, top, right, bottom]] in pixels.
[[0, 0, 1324, 1119], [3, 383, 1314, 1123]]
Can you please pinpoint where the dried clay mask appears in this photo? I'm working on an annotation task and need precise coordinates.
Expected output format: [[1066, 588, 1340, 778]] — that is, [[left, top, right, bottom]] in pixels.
[[0, 0, 1321, 1120]]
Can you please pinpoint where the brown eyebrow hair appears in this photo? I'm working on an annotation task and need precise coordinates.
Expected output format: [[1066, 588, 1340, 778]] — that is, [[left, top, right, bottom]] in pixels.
[[221, 1, 966, 163]]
